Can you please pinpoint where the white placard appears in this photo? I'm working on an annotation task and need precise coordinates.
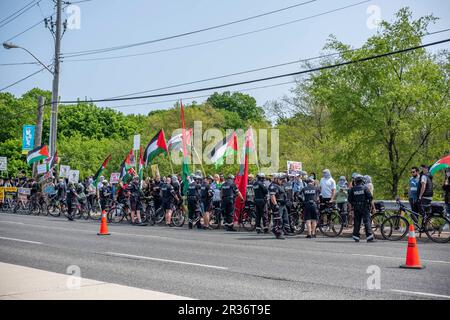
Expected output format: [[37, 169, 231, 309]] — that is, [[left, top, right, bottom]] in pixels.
[[59, 165, 71, 178], [68, 170, 80, 183], [133, 134, 140, 150], [110, 172, 120, 184], [37, 163, 47, 174], [287, 161, 302, 176], [0, 157, 7, 171]]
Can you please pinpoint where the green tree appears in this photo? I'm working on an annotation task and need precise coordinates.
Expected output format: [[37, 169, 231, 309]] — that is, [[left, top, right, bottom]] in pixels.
[[297, 8, 449, 197], [207, 91, 265, 122]]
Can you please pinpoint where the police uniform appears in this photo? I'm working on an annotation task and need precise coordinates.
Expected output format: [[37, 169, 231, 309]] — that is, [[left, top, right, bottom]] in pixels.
[[348, 182, 373, 241], [200, 182, 213, 214], [253, 179, 269, 232], [283, 179, 294, 233], [187, 181, 202, 228], [268, 182, 284, 238], [221, 180, 239, 230], [160, 182, 176, 211], [128, 181, 143, 212], [66, 184, 78, 219], [299, 185, 319, 221]]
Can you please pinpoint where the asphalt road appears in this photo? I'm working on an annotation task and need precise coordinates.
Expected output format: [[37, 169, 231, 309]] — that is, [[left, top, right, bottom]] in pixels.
[[0, 212, 449, 300]]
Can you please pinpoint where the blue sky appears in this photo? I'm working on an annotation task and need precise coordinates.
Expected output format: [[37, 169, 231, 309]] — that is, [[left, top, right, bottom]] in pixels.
[[0, 0, 449, 115]]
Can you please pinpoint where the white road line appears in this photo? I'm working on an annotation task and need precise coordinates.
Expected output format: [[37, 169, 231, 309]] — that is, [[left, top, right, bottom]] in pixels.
[[0, 221, 25, 225], [390, 289, 450, 299], [351, 253, 450, 264], [0, 236, 42, 245], [105, 252, 228, 270]]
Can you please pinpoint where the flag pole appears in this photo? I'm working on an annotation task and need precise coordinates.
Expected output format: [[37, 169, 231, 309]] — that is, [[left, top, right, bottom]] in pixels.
[[166, 152, 174, 175], [192, 146, 206, 177]]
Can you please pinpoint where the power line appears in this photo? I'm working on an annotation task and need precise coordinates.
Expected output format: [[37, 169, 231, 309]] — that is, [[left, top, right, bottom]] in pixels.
[[107, 80, 296, 109], [53, 38, 450, 105], [0, 65, 51, 92], [107, 28, 450, 99], [0, 0, 36, 25], [61, 0, 318, 57], [61, 0, 371, 60], [0, 0, 42, 29], [0, 62, 40, 66]]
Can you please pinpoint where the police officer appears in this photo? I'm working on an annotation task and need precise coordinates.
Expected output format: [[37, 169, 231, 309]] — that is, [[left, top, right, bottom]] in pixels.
[[200, 175, 214, 229], [221, 174, 244, 232], [152, 175, 163, 212], [348, 174, 374, 242], [128, 176, 145, 225], [268, 174, 285, 239], [253, 173, 269, 234], [160, 176, 179, 227], [277, 173, 293, 236], [299, 177, 320, 238], [283, 174, 295, 235], [187, 174, 202, 229]]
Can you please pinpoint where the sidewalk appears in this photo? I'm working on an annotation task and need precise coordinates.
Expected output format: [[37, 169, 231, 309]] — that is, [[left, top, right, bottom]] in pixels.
[[0, 262, 192, 300]]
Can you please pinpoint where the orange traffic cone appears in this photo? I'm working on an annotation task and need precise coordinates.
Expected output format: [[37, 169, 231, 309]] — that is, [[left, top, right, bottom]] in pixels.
[[399, 224, 424, 269], [97, 210, 110, 236]]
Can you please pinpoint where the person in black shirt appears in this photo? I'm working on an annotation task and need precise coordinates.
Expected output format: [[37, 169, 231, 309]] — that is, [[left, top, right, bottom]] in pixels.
[[160, 176, 179, 226], [66, 182, 78, 221], [200, 176, 214, 229], [187, 175, 203, 229], [253, 173, 269, 234], [221, 174, 244, 232], [348, 175, 374, 242], [128, 176, 145, 225], [299, 178, 319, 238]]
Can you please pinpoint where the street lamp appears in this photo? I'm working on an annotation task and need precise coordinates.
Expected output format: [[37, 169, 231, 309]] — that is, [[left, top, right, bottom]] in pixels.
[[3, 42, 54, 75]]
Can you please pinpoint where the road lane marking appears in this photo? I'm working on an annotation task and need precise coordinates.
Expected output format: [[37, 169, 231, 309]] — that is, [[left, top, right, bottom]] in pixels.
[[0, 221, 25, 225], [390, 289, 450, 299], [105, 252, 228, 270], [351, 254, 450, 264], [0, 236, 42, 245]]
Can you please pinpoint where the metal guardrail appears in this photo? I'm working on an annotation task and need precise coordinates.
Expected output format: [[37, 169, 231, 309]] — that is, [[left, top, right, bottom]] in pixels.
[[380, 200, 445, 210]]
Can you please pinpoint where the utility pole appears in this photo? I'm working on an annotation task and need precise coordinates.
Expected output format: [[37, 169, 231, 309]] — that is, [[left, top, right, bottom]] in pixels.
[[49, 0, 62, 156], [32, 96, 45, 178]]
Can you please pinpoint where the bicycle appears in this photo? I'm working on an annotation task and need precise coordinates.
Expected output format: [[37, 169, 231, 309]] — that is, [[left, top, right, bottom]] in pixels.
[[46, 195, 67, 217], [380, 198, 450, 243], [290, 200, 306, 235], [13, 197, 30, 214], [209, 202, 223, 229], [236, 201, 256, 232], [316, 201, 344, 237]]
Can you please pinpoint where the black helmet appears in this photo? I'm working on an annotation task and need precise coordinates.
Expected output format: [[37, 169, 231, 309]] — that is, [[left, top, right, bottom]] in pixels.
[[227, 174, 235, 180], [355, 174, 364, 184]]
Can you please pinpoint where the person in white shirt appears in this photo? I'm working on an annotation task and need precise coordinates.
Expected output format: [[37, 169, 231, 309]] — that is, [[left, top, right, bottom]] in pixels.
[[319, 169, 336, 205]]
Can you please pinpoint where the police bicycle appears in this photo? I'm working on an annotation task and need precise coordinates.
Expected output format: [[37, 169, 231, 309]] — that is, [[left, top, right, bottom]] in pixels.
[[209, 202, 223, 229], [236, 200, 256, 232], [290, 200, 306, 235], [47, 194, 68, 217], [380, 198, 450, 243], [317, 201, 344, 237]]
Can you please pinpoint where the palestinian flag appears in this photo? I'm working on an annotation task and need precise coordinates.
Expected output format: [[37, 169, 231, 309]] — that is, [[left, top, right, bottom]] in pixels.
[[143, 129, 168, 165], [125, 149, 135, 169], [430, 154, 450, 176], [180, 101, 190, 195], [44, 151, 59, 171], [168, 129, 192, 153], [208, 132, 238, 168], [93, 154, 112, 187], [27, 145, 49, 166], [119, 160, 135, 183], [138, 145, 144, 181]]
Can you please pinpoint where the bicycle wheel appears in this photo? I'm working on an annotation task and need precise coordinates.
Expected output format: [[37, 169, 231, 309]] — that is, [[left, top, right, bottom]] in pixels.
[[172, 208, 185, 227], [89, 200, 102, 220], [108, 206, 125, 223], [424, 215, 450, 243], [47, 204, 61, 217], [381, 215, 409, 241], [209, 209, 221, 229], [371, 213, 386, 239], [30, 202, 41, 215], [319, 212, 344, 237], [242, 210, 256, 231], [154, 207, 165, 224]]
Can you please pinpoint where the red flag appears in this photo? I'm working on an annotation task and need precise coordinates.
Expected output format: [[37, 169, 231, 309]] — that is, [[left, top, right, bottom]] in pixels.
[[233, 128, 252, 223]]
